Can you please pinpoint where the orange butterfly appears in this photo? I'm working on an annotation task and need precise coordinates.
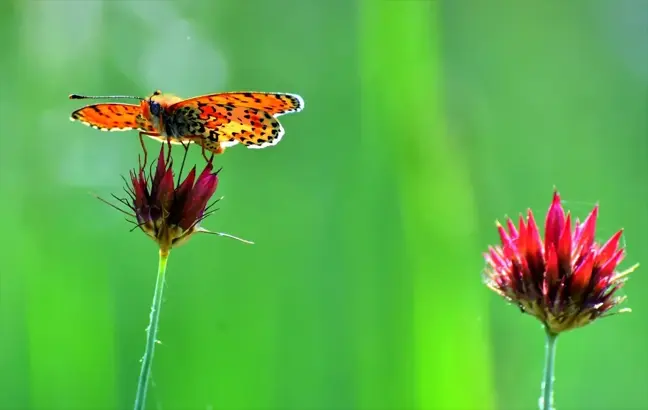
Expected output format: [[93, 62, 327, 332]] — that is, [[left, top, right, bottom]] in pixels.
[[69, 90, 304, 160]]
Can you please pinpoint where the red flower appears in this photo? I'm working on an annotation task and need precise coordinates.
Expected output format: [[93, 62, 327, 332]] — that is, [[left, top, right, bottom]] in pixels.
[[484, 190, 638, 334], [102, 146, 252, 253]]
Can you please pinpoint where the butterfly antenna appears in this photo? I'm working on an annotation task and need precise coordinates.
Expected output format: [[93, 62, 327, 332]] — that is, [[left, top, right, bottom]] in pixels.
[[69, 94, 144, 101]]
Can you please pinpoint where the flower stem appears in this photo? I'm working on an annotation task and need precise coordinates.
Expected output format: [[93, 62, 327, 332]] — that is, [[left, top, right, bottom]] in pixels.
[[540, 327, 558, 410], [134, 249, 169, 410]]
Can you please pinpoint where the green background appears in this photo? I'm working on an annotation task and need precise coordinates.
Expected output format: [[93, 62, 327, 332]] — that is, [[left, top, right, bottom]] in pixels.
[[1, 1, 647, 409]]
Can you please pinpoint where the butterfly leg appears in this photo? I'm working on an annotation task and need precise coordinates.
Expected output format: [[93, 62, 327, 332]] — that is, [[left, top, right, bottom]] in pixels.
[[165, 137, 174, 164], [139, 131, 160, 165], [200, 144, 209, 161], [198, 140, 225, 161], [204, 145, 225, 161], [138, 132, 152, 167], [176, 140, 192, 187], [194, 139, 219, 161]]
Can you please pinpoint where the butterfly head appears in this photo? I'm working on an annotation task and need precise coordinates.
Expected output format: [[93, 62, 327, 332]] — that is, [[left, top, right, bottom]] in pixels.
[[141, 90, 183, 130]]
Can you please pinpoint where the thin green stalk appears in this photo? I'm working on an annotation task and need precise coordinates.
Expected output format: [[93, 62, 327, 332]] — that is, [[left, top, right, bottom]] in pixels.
[[540, 327, 558, 410], [134, 249, 169, 410]]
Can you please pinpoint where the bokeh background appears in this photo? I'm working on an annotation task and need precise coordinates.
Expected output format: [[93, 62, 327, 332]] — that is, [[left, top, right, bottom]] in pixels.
[[1, 1, 647, 409]]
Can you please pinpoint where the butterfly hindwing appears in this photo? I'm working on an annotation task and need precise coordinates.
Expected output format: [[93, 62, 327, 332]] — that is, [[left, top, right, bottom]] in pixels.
[[167, 102, 284, 149]]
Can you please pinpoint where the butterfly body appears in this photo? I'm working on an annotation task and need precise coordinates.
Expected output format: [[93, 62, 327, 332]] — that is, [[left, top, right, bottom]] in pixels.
[[70, 89, 304, 156]]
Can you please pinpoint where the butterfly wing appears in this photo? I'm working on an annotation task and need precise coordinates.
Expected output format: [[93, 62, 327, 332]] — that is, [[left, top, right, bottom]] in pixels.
[[167, 101, 286, 149], [171, 92, 304, 117], [70, 103, 155, 132]]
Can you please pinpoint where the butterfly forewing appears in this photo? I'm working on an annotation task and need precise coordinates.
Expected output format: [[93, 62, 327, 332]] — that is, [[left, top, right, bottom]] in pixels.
[[170, 92, 304, 117], [70, 103, 155, 132]]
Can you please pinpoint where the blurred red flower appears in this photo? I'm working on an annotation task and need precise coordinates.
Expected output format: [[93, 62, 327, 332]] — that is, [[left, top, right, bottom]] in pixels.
[[101, 146, 252, 254], [484, 190, 637, 335]]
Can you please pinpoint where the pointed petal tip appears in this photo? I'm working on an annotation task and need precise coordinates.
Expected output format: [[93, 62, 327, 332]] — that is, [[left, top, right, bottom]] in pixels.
[[611, 229, 624, 240], [157, 144, 165, 159], [584, 204, 600, 224], [592, 202, 600, 213], [498, 214, 515, 224]]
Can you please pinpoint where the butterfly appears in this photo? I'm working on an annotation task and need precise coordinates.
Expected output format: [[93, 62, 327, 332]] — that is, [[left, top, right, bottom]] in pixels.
[[69, 90, 305, 161]]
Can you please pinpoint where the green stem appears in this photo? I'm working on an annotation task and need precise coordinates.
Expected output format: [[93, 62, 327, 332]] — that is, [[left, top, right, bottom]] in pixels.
[[540, 327, 558, 410], [134, 250, 169, 410]]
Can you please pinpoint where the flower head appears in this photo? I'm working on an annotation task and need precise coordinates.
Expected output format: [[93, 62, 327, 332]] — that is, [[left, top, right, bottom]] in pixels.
[[484, 190, 638, 335], [102, 146, 252, 253]]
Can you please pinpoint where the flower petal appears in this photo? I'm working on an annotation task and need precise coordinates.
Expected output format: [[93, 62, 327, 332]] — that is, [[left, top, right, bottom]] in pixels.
[[595, 230, 623, 267], [574, 205, 598, 257], [596, 248, 625, 284], [156, 167, 175, 213], [571, 252, 595, 296], [497, 222, 513, 248], [150, 146, 169, 199], [506, 218, 518, 238], [525, 210, 544, 277], [544, 243, 559, 306], [178, 166, 219, 230], [162, 166, 196, 226], [545, 190, 565, 255], [486, 246, 507, 271], [557, 213, 572, 273]]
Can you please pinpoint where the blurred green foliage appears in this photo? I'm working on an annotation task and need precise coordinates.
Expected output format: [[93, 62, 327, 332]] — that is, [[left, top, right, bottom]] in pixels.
[[0, 1, 646, 409]]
